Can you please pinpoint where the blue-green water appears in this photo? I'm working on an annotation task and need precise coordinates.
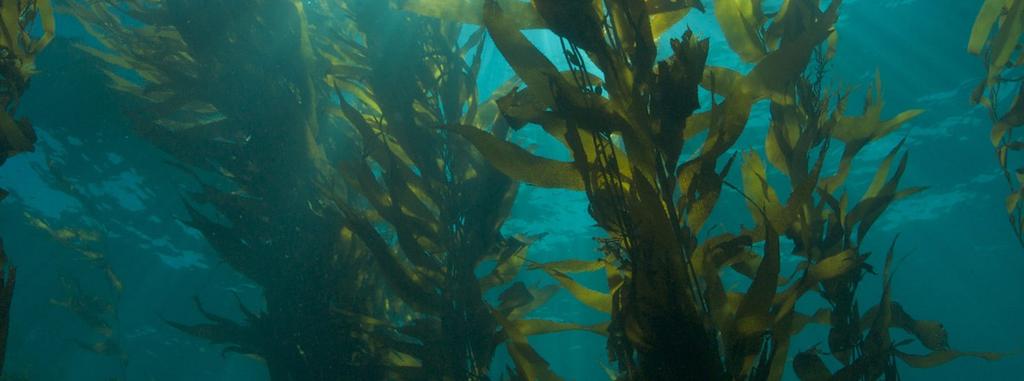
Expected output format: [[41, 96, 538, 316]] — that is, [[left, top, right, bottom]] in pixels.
[[0, 1, 1022, 380]]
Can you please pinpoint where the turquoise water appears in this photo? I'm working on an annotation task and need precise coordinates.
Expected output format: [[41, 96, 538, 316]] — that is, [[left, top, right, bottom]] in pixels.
[[0, 1, 1022, 380]]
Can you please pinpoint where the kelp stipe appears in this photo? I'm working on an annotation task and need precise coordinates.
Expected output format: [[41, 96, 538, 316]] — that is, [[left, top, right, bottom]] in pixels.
[[0, 241, 14, 376]]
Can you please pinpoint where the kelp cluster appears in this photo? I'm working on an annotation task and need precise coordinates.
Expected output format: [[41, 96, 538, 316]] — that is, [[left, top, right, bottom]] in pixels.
[[0, 0, 54, 375], [13, 40, 169, 374], [321, 1, 611, 379], [65, 0, 579, 379], [0, 0, 53, 185], [56, 0, 1006, 380], [24, 206, 127, 365], [405, 0, 1000, 379], [969, 0, 1024, 247], [328, 2, 527, 379], [64, 1, 394, 379]]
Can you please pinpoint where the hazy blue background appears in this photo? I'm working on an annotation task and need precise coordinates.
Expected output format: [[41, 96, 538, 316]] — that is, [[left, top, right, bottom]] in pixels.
[[0, 0, 1021, 379]]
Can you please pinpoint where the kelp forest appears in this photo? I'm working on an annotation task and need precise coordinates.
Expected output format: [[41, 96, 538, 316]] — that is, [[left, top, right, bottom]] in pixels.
[[0, 0, 1021, 380]]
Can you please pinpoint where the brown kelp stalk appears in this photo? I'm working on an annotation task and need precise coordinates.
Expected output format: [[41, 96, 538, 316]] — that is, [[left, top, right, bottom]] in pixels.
[[0, 241, 14, 376], [0, 0, 54, 175], [969, 0, 1024, 247], [324, 1, 601, 378], [66, 1, 389, 379]]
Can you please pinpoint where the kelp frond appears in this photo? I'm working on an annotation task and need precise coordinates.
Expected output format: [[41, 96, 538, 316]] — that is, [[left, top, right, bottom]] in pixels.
[[325, 1, 598, 378], [0, 0, 55, 184], [969, 0, 1024, 247], [407, 0, 991, 379]]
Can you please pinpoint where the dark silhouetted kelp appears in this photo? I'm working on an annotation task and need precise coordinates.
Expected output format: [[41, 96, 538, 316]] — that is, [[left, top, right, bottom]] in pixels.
[[0, 241, 14, 376], [66, 1, 389, 379]]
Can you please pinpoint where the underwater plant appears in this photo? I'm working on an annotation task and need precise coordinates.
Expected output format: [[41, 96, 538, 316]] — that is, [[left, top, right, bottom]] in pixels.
[[50, 271, 125, 359], [751, 56, 1003, 379], [67, 0, 588, 377], [0, 241, 13, 376], [322, 1, 603, 379], [404, 0, 836, 378], [403, 0, 1002, 379], [65, 1, 393, 379], [23, 209, 128, 372], [12, 36, 246, 378], [59, 0, 1008, 380], [0, 0, 54, 375], [969, 0, 1024, 248], [0, 0, 53, 180]]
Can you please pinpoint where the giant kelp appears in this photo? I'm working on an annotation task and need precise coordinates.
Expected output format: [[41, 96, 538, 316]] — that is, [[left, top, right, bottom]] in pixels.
[[323, 1, 597, 379], [0, 0, 53, 186], [58, 0, 1006, 380], [746, 58, 1002, 379], [0, 0, 54, 375], [66, 0, 569, 378], [10, 42, 162, 368], [402, 0, 995, 379], [65, 1, 391, 379], [404, 0, 832, 378], [969, 0, 1024, 248], [68, 0, 596, 377], [23, 209, 128, 371], [0, 241, 14, 376]]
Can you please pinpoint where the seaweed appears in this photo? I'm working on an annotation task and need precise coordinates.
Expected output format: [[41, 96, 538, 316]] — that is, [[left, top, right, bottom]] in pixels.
[[969, 0, 1024, 248], [404, 0, 998, 379], [0, 241, 14, 376], [405, 0, 833, 378], [49, 272, 124, 360], [25, 210, 129, 373], [324, 1, 598, 378], [56, 1, 1006, 380], [0, 0, 54, 376], [66, 0, 559, 378], [65, 1, 390, 379], [0, 0, 54, 175]]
